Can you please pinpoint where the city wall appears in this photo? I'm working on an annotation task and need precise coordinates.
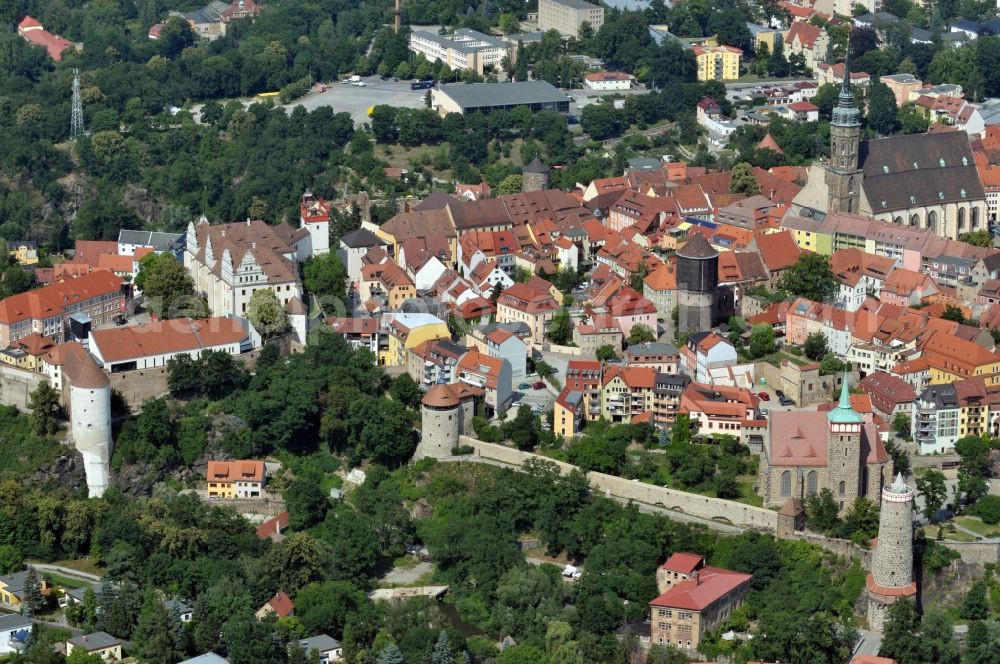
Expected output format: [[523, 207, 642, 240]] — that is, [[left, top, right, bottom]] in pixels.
[[108, 349, 263, 409], [0, 364, 46, 411], [458, 436, 779, 532]]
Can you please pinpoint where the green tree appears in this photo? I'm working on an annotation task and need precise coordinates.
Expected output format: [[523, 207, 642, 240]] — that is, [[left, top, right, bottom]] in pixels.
[[498, 14, 520, 34], [749, 323, 775, 358], [891, 412, 911, 440], [595, 344, 617, 362], [389, 373, 423, 409], [0, 545, 23, 575], [972, 495, 1000, 524], [21, 567, 44, 617], [507, 405, 539, 451], [132, 587, 181, 664], [777, 252, 839, 302], [956, 435, 991, 505], [960, 230, 993, 247], [580, 104, 625, 140], [730, 162, 760, 194], [916, 470, 948, 523], [961, 579, 990, 620], [805, 488, 840, 534], [880, 598, 920, 663], [941, 304, 966, 323], [627, 324, 656, 345], [303, 252, 347, 303], [223, 619, 287, 664], [431, 630, 454, 664], [284, 478, 330, 531], [66, 650, 104, 664], [138, 253, 208, 320], [496, 174, 523, 195], [672, 413, 692, 445], [377, 643, 404, 664], [963, 620, 1000, 664], [247, 289, 289, 338], [803, 331, 829, 360], [867, 77, 899, 134], [547, 306, 572, 345], [28, 381, 60, 436]]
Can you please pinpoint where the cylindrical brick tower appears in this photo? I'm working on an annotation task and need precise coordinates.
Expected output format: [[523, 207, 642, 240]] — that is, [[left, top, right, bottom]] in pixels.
[[416, 384, 461, 460], [866, 473, 917, 633], [676, 233, 719, 336]]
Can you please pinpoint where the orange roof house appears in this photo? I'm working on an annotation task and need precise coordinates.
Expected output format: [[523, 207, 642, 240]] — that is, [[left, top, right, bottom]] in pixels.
[[256, 591, 294, 619], [17, 16, 75, 61], [206, 460, 266, 499]]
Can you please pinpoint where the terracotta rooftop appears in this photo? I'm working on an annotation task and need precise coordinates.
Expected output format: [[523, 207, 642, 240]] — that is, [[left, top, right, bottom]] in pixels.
[[207, 459, 265, 483], [650, 565, 752, 611], [90, 317, 248, 363]]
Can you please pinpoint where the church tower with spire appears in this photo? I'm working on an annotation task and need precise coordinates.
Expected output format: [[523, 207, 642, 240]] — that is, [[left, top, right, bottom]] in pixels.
[[826, 376, 864, 511], [825, 37, 863, 214]]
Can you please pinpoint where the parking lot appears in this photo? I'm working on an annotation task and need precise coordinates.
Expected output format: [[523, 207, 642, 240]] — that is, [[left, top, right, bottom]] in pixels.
[[288, 77, 429, 124]]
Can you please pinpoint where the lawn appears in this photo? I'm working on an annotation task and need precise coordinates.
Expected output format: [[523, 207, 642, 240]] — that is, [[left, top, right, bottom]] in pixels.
[[43, 572, 88, 590], [51, 559, 103, 576], [955, 516, 1000, 537], [941, 528, 977, 543]]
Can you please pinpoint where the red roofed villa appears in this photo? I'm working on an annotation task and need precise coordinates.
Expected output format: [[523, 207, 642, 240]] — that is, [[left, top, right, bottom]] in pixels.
[[650, 553, 752, 651]]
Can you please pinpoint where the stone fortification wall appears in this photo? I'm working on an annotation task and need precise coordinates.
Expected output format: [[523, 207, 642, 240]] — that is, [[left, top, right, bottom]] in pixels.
[[0, 364, 46, 411], [458, 436, 778, 532]]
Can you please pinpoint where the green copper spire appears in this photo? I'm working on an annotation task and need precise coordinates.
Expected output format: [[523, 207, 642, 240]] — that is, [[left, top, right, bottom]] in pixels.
[[832, 33, 861, 128], [828, 372, 863, 424]]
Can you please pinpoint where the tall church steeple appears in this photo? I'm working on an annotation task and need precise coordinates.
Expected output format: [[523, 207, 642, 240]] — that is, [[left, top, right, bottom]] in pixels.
[[825, 32, 863, 214]]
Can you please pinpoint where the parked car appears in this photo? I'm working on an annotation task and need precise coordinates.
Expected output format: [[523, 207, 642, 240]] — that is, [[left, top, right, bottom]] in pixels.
[[757, 391, 770, 401], [518, 383, 532, 391], [779, 397, 795, 407], [532, 381, 546, 390], [563, 565, 582, 579], [775, 389, 786, 399]]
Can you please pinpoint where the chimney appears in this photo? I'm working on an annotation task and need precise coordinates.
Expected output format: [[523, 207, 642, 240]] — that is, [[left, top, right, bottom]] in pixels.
[[403, 201, 411, 213]]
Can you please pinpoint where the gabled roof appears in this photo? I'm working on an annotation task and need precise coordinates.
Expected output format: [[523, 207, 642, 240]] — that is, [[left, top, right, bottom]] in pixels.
[[753, 230, 801, 272], [207, 460, 265, 483], [261, 591, 294, 618], [649, 565, 752, 611]]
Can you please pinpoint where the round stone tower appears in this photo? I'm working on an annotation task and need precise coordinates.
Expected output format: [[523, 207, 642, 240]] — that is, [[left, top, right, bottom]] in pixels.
[[676, 233, 719, 336], [522, 157, 550, 193], [66, 351, 113, 497], [866, 473, 917, 633], [417, 384, 460, 460]]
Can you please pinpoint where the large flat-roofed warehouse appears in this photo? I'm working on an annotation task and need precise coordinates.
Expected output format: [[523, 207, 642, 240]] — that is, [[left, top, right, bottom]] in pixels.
[[431, 81, 571, 117]]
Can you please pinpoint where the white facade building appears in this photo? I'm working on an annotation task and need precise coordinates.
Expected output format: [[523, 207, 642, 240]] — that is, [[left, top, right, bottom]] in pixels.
[[185, 218, 307, 319]]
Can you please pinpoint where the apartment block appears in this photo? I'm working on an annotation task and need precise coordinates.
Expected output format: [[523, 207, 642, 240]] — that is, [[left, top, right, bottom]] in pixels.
[[538, 0, 605, 38]]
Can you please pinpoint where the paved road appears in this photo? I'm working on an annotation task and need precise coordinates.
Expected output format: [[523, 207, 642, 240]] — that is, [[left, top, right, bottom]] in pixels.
[[854, 629, 883, 659]]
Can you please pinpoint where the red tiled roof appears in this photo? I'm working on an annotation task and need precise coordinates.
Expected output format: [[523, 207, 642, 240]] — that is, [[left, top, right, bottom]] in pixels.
[[208, 459, 265, 483], [90, 317, 248, 363], [754, 230, 801, 272], [661, 552, 704, 574], [256, 512, 289, 539], [650, 565, 752, 611], [263, 591, 294, 618], [0, 271, 123, 325]]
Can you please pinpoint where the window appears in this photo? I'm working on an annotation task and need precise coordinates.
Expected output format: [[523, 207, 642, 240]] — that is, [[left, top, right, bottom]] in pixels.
[[678, 612, 693, 620], [839, 481, 846, 496], [807, 471, 818, 495], [780, 470, 792, 497]]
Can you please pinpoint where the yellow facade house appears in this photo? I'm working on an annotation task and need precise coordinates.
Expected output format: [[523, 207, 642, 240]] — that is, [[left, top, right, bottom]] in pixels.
[[385, 313, 451, 367], [66, 632, 122, 661], [692, 44, 741, 81], [9, 241, 38, 266]]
